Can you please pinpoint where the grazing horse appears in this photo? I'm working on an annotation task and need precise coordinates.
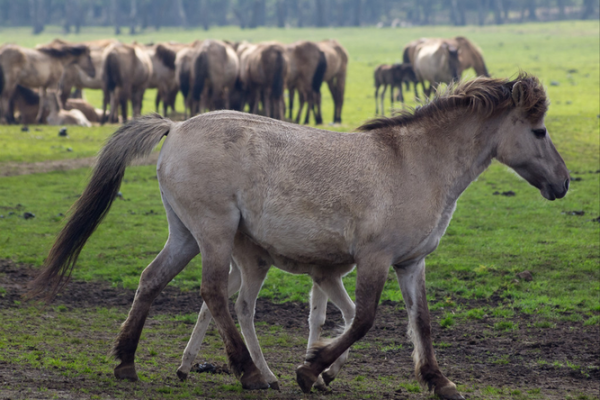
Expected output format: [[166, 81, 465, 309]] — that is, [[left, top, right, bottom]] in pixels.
[[190, 39, 240, 115], [315, 39, 348, 124], [285, 41, 327, 124], [30, 74, 569, 400], [374, 63, 417, 115], [452, 36, 489, 77], [0, 41, 95, 124], [238, 41, 288, 120], [404, 37, 489, 99], [411, 39, 461, 98], [58, 39, 118, 105], [101, 42, 153, 123]]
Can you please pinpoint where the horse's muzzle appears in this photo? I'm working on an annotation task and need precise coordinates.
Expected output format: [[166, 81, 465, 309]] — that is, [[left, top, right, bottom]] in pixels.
[[541, 179, 569, 201]]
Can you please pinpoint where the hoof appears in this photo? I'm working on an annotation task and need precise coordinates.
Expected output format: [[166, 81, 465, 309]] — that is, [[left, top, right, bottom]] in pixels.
[[322, 370, 336, 386], [313, 376, 329, 392], [114, 363, 138, 382], [436, 382, 464, 400], [268, 381, 280, 390], [176, 369, 188, 382], [240, 368, 269, 390], [296, 365, 318, 394]]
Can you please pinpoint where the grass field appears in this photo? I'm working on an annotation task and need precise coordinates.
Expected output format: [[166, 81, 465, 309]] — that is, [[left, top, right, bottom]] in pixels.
[[0, 21, 598, 399]]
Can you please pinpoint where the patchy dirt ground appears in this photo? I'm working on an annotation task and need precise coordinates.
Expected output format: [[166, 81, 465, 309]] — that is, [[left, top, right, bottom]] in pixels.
[[0, 152, 159, 177], [0, 259, 598, 400]]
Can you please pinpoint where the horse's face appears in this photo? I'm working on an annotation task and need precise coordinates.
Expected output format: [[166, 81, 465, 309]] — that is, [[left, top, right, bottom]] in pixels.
[[77, 50, 96, 78], [496, 110, 569, 201]]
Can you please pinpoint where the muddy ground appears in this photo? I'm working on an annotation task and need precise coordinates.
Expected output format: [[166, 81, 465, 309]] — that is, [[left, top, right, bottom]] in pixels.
[[0, 259, 598, 400]]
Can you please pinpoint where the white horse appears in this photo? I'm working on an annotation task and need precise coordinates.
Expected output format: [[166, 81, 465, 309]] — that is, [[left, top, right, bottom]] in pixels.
[[31, 74, 569, 400]]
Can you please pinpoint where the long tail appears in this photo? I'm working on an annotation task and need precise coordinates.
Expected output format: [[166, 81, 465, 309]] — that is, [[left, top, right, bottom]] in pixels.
[[28, 114, 174, 301], [103, 51, 121, 93], [312, 50, 327, 93], [271, 50, 286, 99], [192, 51, 209, 102]]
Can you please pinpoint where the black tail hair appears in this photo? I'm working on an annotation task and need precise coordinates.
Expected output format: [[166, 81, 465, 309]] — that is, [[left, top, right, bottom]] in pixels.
[[104, 52, 121, 92], [272, 51, 285, 98], [192, 51, 209, 101], [312, 50, 327, 93]]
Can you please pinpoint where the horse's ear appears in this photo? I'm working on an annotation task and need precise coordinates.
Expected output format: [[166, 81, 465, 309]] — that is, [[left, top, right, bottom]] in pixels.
[[512, 81, 525, 107]]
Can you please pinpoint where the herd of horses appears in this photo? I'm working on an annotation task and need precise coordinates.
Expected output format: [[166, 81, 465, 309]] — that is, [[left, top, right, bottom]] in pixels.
[[0, 38, 348, 127]]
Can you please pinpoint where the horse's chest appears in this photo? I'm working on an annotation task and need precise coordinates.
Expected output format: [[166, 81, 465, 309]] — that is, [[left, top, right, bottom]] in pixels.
[[395, 202, 456, 263]]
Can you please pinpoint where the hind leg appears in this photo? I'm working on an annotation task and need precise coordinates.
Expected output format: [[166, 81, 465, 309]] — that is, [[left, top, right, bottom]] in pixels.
[[177, 260, 242, 381], [190, 208, 268, 390], [232, 234, 278, 388], [113, 200, 199, 381]]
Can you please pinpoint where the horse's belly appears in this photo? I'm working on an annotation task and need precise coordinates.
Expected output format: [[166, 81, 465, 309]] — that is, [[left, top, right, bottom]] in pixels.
[[240, 214, 355, 266]]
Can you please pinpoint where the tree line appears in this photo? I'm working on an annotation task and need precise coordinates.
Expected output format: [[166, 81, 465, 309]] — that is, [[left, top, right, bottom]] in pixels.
[[0, 0, 597, 35]]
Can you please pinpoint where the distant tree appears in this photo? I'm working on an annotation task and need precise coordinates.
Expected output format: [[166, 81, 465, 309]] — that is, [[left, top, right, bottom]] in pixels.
[[276, 0, 287, 27], [491, 0, 505, 24], [29, 0, 45, 34], [451, 0, 466, 25], [581, 0, 597, 19], [351, 0, 361, 26], [522, 0, 538, 21], [130, 0, 138, 34]]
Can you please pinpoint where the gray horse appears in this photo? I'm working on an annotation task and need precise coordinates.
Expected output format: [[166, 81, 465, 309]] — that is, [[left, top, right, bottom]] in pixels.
[[31, 74, 569, 400]]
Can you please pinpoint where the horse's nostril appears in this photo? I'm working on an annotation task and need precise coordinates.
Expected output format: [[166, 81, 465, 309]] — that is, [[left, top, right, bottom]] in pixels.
[[564, 179, 570, 192]]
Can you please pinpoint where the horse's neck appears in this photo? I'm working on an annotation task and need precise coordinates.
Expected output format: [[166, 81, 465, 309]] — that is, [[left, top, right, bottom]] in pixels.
[[418, 112, 499, 203]]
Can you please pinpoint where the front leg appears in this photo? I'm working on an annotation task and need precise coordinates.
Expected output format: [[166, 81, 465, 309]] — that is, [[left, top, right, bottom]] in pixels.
[[35, 87, 47, 123], [394, 259, 464, 400]]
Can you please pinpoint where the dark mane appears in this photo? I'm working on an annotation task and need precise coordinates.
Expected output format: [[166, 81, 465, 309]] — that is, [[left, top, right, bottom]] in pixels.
[[36, 44, 88, 58], [358, 73, 548, 132]]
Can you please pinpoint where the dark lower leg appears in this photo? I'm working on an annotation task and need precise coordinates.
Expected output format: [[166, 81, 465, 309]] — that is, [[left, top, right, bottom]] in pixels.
[[395, 261, 462, 399]]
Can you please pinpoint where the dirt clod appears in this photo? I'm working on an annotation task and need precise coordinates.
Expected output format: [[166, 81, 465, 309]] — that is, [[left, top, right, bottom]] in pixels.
[[516, 270, 533, 281]]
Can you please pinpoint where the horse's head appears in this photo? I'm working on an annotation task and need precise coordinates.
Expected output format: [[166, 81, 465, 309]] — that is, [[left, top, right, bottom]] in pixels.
[[444, 43, 461, 81], [495, 80, 569, 200], [66, 45, 96, 79]]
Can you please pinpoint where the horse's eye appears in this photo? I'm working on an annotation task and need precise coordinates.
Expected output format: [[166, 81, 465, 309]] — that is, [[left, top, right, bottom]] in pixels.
[[532, 128, 547, 138]]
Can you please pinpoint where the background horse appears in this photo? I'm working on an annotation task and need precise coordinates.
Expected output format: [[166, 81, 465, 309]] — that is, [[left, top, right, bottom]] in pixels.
[[0, 41, 95, 123], [315, 39, 348, 124], [144, 43, 178, 117], [58, 39, 118, 105], [190, 39, 239, 114], [30, 74, 569, 400], [374, 63, 417, 115], [286, 41, 327, 124], [412, 39, 461, 98], [238, 41, 288, 120], [101, 42, 152, 123]]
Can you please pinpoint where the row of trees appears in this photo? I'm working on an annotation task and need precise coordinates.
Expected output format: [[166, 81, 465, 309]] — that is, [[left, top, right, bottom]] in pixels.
[[0, 0, 597, 34]]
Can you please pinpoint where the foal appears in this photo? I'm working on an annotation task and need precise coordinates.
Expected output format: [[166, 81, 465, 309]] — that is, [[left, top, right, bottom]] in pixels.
[[31, 74, 568, 400], [374, 63, 417, 114]]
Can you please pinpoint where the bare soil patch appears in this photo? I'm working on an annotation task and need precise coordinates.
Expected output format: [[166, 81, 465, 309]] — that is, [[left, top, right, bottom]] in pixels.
[[0, 152, 159, 177], [0, 259, 598, 399]]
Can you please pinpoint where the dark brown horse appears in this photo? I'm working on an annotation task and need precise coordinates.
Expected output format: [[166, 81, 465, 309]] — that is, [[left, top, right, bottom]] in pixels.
[[374, 63, 417, 115]]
